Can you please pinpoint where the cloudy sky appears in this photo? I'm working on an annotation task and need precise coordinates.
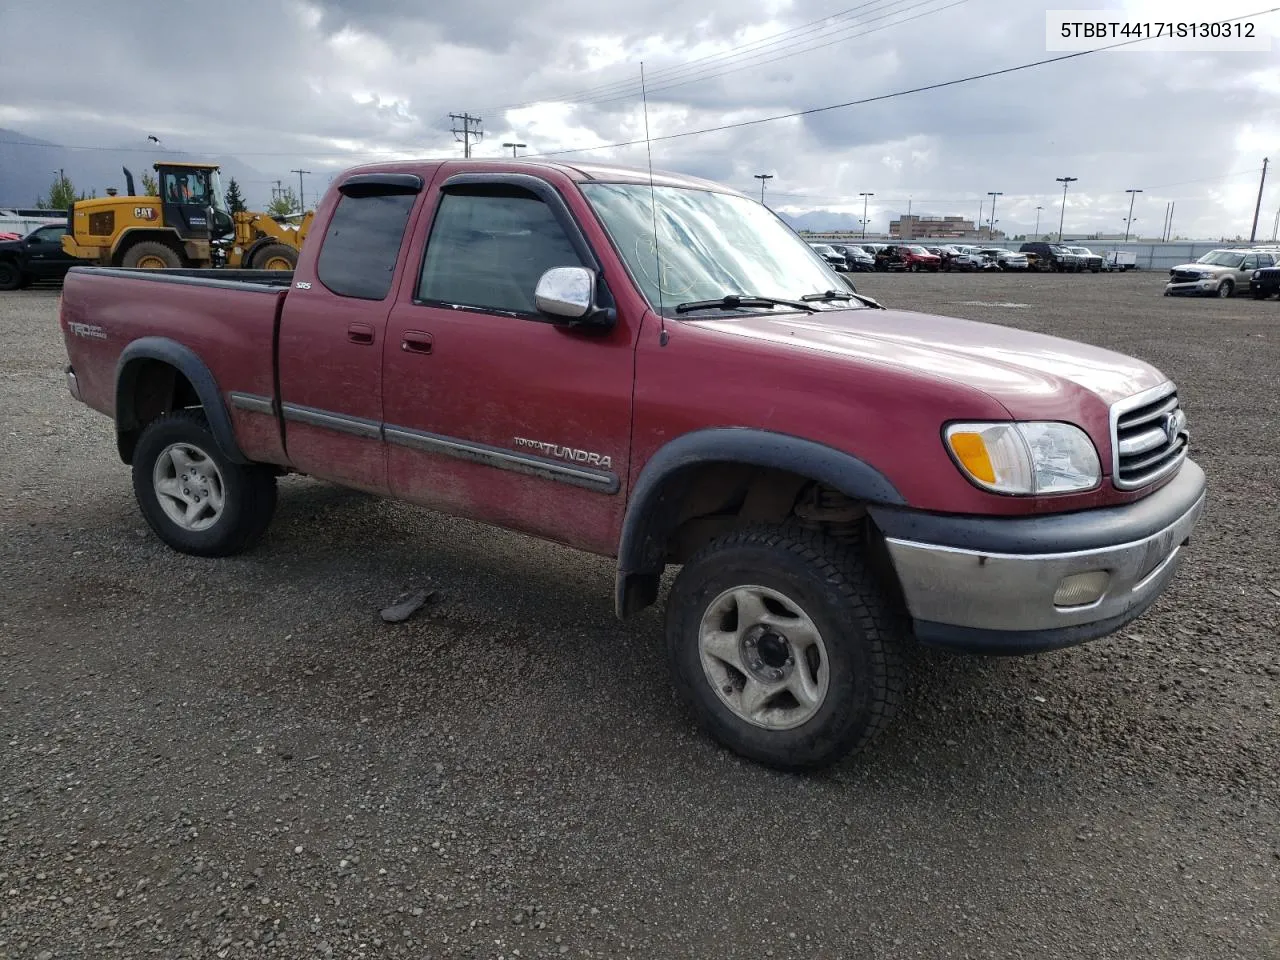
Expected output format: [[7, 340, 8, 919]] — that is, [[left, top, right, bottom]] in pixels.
[[1, 0, 1278, 238]]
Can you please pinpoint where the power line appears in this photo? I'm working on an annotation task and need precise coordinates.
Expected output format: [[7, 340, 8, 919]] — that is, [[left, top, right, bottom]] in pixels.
[[474, 0, 939, 114], [290, 168, 311, 211], [567, 0, 971, 109], [530, 10, 1279, 159]]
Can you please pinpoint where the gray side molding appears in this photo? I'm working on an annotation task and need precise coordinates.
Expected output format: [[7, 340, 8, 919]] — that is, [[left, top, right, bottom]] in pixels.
[[614, 427, 904, 618], [115, 336, 247, 465]]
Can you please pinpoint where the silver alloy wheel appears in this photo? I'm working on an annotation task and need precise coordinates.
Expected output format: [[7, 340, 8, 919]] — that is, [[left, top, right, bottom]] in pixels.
[[152, 442, 226, 532], [698, 584, 830, 731], [1217, 280, 1233, 298]]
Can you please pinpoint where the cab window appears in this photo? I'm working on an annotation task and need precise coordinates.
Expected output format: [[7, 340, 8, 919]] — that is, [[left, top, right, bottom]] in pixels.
[[417, 186, 586, 315]]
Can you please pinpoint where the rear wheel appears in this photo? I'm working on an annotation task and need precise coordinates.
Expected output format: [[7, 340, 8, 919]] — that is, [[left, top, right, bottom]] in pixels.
[[250, 242, 298, 271], [0, 261, 21, 291], [132, 410, 277, 557], [121, 241, 182, 269], [665, 524, 906, 770]]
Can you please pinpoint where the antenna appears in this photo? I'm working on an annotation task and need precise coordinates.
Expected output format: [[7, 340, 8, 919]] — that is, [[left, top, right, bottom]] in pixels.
[[640, 62, 668, 347]]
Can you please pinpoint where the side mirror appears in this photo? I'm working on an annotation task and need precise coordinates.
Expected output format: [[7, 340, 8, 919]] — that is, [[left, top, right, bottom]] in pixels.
[[535, 266, 613, 329]]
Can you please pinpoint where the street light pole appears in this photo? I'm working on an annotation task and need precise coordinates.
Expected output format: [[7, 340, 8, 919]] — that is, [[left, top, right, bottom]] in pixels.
[[859, 192, 874, 239], [987, 191, 1002, 238], [502, 142, 527, 157], [1055, 177, 1078, 241], [1034, 205, 1043, 238], [1122, 188, 1143, 242], [754, 173, 774, 205]]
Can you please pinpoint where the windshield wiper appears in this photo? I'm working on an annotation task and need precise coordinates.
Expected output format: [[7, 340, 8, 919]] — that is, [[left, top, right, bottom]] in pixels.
[[801, 288, 885, 310], [674, 294, 815, 314]]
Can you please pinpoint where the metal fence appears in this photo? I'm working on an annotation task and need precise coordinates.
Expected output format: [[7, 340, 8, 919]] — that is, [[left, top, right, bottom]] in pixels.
[[801, 236, 1280, 272]]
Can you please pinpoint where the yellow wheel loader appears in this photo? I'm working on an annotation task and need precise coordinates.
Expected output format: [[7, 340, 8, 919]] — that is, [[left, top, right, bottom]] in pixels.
[[61, 162, 313, 271]]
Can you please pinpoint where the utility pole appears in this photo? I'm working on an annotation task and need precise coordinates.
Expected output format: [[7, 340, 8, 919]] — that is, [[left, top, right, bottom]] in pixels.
[[271, 179, 283, 204], [450, 112, 484, 158], [1271, 203, 1279, 243], [1166, 201, 1175, 241], [502, 142, 526, 158], [859, 192, 874, 239], [290, 168, 311, 212], [1034, 205, 1043, 238], [1056, 176, 1078, 241], [754, 173, 774, 205], [1249, 157, 1269, 242], [987, 191, 1002, 238], [1161, 202, 1170, 242], [1123, 188, 1143, 243]]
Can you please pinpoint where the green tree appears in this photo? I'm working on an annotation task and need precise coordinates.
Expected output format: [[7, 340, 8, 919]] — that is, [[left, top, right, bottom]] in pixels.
[[225, 177, 248, 214], [37, 171, 79, 209], [266, 186, 300, 218], [140, 171, 159, 196]]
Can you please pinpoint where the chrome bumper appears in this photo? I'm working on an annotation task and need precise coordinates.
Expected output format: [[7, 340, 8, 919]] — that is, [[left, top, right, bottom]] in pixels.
[[872, 461, 1207, 653]]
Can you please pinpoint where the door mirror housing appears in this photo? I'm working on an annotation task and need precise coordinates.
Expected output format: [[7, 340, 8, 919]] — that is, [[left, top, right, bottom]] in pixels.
[[535, 266, 614, 329]]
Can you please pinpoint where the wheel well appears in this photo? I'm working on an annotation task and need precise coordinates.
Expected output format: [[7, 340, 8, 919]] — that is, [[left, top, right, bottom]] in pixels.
[[115, 359, 201, 463], [618, 462, 902, 616]]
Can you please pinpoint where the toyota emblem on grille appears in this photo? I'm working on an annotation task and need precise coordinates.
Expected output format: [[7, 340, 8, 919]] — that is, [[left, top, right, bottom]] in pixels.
[[1163, 409, 1186, 445]]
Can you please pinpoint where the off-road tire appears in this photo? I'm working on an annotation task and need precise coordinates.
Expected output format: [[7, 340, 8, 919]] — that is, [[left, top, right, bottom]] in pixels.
[[121, 241, 182, 269], [132, 410, 277, 557], [0, 261, 21, 291], [249, 242, 298, 271], [665, 523, 907, 770]]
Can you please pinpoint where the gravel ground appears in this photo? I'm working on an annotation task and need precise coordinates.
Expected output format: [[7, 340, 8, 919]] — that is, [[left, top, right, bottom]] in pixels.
[[1, 271, 1277, 959]]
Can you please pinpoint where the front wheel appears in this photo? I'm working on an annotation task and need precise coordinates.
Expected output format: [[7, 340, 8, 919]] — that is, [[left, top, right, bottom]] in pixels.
[[132, 410, 278, 557], [1217, 279, 1234, 298], [665, 524, 906, 770], [0, 261, 21, 291]]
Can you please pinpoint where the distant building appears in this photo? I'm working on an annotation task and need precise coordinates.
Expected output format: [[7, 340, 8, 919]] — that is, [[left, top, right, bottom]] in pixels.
[[890, 215, 1003, 241]]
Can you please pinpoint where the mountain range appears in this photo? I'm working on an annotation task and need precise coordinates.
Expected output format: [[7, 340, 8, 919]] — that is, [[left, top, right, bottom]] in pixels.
[[0, 129, 296, 211]]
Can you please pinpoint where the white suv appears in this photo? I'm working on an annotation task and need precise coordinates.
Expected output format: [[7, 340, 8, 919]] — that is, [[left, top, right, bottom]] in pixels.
[[1165, 248, 1277, 298]]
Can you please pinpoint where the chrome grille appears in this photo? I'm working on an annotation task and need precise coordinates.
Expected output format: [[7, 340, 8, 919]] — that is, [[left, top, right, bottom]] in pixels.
[[1171, 270, 1203, 283], [1111, 384, 1189, 490]]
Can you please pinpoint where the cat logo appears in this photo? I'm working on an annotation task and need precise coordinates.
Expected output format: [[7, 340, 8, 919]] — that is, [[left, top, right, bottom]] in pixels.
[[133, 207, 159, 221]]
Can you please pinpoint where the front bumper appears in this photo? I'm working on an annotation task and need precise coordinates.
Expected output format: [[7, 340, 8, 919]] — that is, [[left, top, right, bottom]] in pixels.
[[1165, 277, 1219, 295], [869, 461, 1207, 654]]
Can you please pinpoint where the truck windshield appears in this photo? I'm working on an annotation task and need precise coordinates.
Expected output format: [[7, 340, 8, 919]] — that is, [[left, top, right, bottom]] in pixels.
[[580, 183, 856, 315]]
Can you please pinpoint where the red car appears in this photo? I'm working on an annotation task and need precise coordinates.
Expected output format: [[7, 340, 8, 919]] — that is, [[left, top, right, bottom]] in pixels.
[[58, 158, 1205, 770], [898, 244, 942, 271]]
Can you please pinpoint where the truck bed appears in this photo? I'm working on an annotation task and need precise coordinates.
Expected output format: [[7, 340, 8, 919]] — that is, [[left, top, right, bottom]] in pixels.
[[60, 265, 290, 464]]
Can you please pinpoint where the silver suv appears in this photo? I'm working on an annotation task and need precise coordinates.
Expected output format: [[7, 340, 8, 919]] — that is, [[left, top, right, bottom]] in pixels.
[[1165, 248, 1277, 297]]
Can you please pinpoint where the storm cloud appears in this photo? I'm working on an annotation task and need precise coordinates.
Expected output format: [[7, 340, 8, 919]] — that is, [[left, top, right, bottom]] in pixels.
[[1, 0, 1277, 237]]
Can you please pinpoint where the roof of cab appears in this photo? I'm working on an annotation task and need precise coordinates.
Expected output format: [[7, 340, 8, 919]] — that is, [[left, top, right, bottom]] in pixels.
[[332, 158, 744, 197]]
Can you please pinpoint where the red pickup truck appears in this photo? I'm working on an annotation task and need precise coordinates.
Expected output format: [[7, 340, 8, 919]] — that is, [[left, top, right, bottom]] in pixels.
[[59, 158, 1206, 770]]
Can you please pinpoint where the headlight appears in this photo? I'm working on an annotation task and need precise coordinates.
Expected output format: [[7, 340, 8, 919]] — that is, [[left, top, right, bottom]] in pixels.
[[1253, 270, 1262, 280], [945, 422, 1101, 494]]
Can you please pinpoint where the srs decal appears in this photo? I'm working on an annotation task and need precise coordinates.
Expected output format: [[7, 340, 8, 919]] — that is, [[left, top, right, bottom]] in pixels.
[[513, 437, 612, 470]]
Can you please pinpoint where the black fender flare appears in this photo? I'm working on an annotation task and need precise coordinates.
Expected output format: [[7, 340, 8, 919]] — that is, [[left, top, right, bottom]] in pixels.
[[614, 427, 905, 618], [114, 337, 247, 465]]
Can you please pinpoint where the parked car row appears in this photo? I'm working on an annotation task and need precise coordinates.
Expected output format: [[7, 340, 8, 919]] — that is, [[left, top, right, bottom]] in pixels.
[[806, 239, 1124, 275], [1164, 246, 1280, 298]]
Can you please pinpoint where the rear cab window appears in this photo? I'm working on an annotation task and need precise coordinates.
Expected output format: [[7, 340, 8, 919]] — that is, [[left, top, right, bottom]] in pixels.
[[316, 184, 419, 300]]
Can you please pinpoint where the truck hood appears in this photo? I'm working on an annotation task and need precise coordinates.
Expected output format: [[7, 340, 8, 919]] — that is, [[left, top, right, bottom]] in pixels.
[[1171, 262, 1229, 275], [695, 306, 1165, 412]]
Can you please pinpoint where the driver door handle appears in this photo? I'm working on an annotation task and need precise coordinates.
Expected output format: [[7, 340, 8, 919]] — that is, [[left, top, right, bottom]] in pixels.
[[401, 331, 433, 355], [347, 322, 375, 345]]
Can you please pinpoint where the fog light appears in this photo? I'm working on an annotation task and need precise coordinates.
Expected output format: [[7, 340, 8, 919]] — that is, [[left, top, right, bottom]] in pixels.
[[1053, 570, 1110, 607]]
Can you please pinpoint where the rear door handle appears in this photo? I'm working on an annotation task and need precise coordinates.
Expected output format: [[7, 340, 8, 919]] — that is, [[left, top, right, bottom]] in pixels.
[[348, 322, 375, 345], [401, 331, 433, 355]]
